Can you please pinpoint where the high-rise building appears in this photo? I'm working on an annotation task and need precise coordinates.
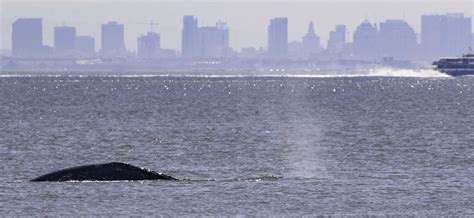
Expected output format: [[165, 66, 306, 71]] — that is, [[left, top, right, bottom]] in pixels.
[[353, 19, 378, 60], [302, 21, 320, 57], [75, 36, 95, 56], [181, 15, 199, 58], [421, 13, 472, 60], [441, 14, 471, 56], [181, 16, 230, 59], [327, 25, 346, 54], [101, 21, 125, 54], [198, 21, 230, 58], [11, 18, 43, 57], [137, 32, 161, 59], [54, 26, 76, 55], [421, 15, 443, 59], [378, 20, 417, 60], [268, 17, 288, 59], [472, 33, 474, 49]]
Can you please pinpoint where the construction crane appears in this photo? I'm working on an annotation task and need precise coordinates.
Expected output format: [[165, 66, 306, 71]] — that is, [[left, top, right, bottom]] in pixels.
[[138, 20, 159, 33]]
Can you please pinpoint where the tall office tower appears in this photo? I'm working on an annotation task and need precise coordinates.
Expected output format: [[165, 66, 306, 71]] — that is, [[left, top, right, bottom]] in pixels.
[[421, 15, 443, 59], [353, 19, 379, 60], [268, 17, 288, 59], [11, 18, 43, 57], [327, 25, 346, 54], [198, 21, 230, 58], [421, 13, 472, 60], [54, 26, 76, 55], [378, 19, 417, 60], [472, 33, 474, 49], [101, 21, 126, 54], [181, 15, 199, 58], [137, 32, 161, 59], [302, 21, 320, 57], [75, 36, 95, 56], [443, 14, 471, 56]]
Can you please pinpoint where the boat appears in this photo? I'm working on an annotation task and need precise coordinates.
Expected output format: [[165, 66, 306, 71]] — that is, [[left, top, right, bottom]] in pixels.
[[433, 52, 474, 76]]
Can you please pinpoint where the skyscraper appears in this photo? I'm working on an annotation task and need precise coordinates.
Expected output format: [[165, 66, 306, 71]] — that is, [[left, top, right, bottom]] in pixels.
[[472, 33, 474, 49], [302, 21, 320, 57], [137, 32, 161, 59], [327, 25, 346, 54], [353, 19, 378, 60], [54, 26, 76, 55], [181, 15, 198, 58], [378, 20, 417, 60], [198, 21, 230, 58], [11, 18, 43, 57], [268, 17, 288, 59], [443, 14, 471, 56], [101, 21, 125, 55], [181, 16, 230, 59], [421, 13, 472, 60]]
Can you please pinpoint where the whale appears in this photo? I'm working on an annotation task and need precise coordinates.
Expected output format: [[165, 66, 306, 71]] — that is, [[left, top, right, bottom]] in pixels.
[[30, 162, 178, 182]]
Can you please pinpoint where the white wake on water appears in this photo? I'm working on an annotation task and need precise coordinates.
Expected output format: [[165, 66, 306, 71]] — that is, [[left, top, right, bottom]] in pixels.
[[0, 68, 451, 78], [368, 68, 449, 78]]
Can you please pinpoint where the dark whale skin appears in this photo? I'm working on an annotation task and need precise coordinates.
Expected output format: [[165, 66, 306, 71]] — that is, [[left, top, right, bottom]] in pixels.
[[31, 162, 178, 182]]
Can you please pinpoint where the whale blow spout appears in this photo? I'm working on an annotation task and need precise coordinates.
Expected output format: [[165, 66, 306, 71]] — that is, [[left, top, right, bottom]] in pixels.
[[31, 162, 178, 182]]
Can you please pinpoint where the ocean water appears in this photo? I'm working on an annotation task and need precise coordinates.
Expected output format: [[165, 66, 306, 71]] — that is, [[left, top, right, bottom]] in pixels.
[[0, 71, 473, 216]]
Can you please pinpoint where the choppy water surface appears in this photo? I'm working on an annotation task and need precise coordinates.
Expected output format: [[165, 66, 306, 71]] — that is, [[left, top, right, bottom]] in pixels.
[[0, 74, 473, 216]]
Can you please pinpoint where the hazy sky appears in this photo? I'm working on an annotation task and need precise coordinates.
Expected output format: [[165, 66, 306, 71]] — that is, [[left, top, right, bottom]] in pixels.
[[1, 0, 473, 52]]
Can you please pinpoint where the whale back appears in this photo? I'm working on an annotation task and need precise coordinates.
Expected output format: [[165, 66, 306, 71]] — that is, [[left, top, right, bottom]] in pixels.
[[31, 162, 178, 182]]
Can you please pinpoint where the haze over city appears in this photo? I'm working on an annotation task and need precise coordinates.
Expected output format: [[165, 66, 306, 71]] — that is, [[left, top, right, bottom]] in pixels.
[[1, 0, 473, 51], [1, 0, 473, 73]]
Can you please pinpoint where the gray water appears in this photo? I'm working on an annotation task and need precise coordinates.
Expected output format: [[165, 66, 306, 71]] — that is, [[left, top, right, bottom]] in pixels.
[[1, 74, 473, 216]]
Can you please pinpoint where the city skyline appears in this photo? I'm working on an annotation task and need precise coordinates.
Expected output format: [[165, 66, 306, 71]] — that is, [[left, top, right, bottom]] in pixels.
[[6, 13, 473, 62], [1, 1, 473, 51]]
